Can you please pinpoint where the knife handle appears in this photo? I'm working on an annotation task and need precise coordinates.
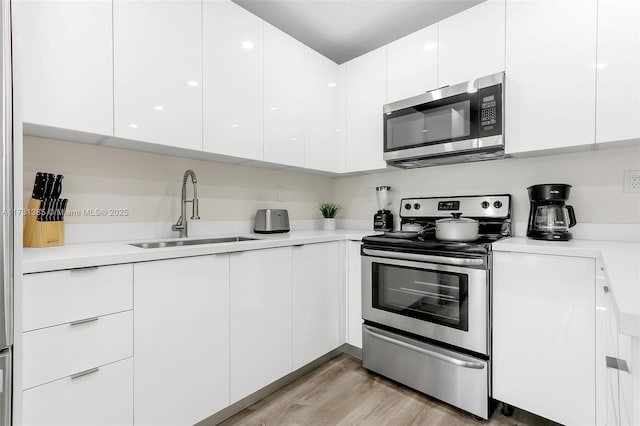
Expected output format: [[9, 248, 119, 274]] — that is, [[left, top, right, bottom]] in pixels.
[[60, 199, 68, 221], [52, 174, 64, 199], [32, 172, 46, 200]]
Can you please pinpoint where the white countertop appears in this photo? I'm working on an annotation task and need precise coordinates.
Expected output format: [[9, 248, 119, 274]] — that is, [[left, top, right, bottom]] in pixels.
[[494, 237, 640, 337], [22, 230, 374, 274]]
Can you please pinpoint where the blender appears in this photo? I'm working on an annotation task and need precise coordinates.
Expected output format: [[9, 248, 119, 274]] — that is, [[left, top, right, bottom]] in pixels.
[[374, 186, 393, 231]]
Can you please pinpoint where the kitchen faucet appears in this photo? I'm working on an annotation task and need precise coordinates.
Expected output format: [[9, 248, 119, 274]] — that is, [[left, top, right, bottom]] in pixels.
[[171, 169, 200, 238]]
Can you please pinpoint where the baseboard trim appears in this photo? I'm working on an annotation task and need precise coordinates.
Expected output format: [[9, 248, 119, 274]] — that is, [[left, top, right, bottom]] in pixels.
[[343, 343, 362, 359], [197, 346, 348, 426]]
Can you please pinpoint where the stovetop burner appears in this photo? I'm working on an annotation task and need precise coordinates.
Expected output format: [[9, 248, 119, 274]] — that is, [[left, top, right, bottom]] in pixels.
[[363, 194, 512, 256]]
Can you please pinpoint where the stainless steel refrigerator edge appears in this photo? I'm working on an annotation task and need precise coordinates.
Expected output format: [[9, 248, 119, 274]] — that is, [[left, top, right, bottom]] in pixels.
[[1, 0, 14, 424]]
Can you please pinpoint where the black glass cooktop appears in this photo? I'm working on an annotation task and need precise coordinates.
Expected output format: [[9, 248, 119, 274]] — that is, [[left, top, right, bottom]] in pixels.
[[362, 233, 507, 256]]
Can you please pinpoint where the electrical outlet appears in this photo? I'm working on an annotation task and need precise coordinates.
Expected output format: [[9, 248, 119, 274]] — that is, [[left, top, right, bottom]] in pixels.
[[623, 170, 640, 194], [277, 186, 287, 202]]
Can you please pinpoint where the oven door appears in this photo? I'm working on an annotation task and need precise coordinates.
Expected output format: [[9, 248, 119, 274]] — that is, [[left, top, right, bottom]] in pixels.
[[362, 250, 488, 355]]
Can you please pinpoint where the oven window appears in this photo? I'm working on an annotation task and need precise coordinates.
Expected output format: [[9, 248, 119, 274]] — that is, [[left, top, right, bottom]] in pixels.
[[372, 263, 469, 331]]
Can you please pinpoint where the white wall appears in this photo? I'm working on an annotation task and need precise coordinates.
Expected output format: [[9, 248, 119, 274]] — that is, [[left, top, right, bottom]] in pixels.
[[24, 136, 640, 242], [23, 135, 333, 226], [333, 144, 640, 229]]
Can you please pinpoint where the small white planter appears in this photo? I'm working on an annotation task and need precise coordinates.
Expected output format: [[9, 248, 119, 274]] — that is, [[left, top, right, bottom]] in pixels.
[[323, 218, 336, 231]]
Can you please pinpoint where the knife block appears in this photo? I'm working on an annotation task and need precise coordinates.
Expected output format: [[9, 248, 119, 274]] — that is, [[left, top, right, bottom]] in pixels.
[[23, 198, 65, 248]]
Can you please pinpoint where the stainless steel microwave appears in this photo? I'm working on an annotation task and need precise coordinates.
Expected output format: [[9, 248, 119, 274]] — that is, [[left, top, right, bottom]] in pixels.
[[383, 72, 504, 169]]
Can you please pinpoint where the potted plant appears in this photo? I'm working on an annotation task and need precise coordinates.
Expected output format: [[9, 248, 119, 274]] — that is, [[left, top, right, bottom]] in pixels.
[[319, 202, 342, 231]]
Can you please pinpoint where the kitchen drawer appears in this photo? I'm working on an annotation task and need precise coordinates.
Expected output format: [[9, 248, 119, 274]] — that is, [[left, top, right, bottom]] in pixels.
[[23, 264, 133, 331], [23, 357, 133, 426], [23, 310, 133, 390]]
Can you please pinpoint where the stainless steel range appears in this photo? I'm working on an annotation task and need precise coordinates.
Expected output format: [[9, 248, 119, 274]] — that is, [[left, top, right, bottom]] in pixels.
[[361, 194, 511, 420]]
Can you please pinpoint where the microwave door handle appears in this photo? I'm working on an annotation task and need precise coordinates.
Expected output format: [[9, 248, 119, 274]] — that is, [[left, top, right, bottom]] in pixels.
[[363, 326, 485, 369], [362, 248, 484, 267]]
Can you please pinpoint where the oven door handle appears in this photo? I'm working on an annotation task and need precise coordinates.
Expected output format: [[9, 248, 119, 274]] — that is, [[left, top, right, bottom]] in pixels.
[[362, 248, 484, 267], [363, 326, 485, 369]]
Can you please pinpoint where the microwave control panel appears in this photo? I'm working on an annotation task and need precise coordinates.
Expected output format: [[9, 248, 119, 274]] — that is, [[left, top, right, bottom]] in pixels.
[[478, 84, 502, 137]]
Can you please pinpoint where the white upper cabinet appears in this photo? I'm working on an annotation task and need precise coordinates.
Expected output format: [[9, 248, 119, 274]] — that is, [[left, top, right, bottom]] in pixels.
[[387, 24, 439, 103], [344, 47, 388, 172], [304, 47, 339, 172], [596, 0, 640, 144], [113, 0, 202, 151], [203, 0, 264, 160], [18, 0, 113, 136], [505, 0, 597, 154], [263, 23, 305, 166], [438, 0, 505, 87]]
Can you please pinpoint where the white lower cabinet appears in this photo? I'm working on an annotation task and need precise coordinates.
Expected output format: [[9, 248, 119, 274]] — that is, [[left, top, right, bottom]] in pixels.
[[23, 311, 133, 390], [493, 251, 596, 425], [133, 255, 230, 426], [292, 242, 344, 369], [347, 241, 363, 348], [229, 248, 293, 403], [23, 357, 133, 426]]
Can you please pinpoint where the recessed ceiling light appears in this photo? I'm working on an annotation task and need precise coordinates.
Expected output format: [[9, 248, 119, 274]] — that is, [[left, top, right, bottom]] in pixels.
[[242, 41, 254, 50], [327, 82, 337, 88], [129, 124, 138, 128], [270, 106, 278, 111], [154, 105, 164, 111], [231, 124, 239, 128], [187, 81, 198, 87], [291, 137, 297, 141]]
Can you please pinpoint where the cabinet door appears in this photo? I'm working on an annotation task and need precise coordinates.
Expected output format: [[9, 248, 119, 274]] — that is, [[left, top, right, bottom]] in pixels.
[[134, 255, 229, 426], [229, 248, 292, 403], [304, 47, 339, 172], [438, 0, 505, 87], [203, 0, 264, 160], [596, 0, 640, 144], [505, 0, 597, 154], [387, 23, 439, 103], [347, 241, 363, 348], [23, 358, 133, 426], [113, 0, 202, 150], [263, 23, 305, 166], [493, 251, 596, 425], [18, 0, 113, 135], [345, 47, 387, 172], [292, 242, 344, 370]]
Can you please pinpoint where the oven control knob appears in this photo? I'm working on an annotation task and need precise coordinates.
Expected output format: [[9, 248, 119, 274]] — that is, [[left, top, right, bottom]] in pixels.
[[493, 200, 503, 209], [413, 203, 421, 210], [404, 203, 412, 210], [481, 201, 490, 209]]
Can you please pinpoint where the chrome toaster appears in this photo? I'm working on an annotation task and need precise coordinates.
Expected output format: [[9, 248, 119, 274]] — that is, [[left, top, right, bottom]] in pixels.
[[254, 209, 290, 234]]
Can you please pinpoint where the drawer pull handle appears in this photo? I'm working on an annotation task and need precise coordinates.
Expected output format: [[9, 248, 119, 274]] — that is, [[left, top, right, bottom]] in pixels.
[[70, 367, 100, 380], [69, 317, 99, 326], [69, 266, 99, 272], [606, 356, 630, 373]]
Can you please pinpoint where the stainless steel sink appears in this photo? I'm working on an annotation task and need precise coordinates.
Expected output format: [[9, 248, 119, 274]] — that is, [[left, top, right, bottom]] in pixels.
[[129, 236, 259, 249]]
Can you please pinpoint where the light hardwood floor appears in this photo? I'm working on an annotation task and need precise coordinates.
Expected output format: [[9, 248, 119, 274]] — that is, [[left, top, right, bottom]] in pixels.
[[221, 354, 560, 426]]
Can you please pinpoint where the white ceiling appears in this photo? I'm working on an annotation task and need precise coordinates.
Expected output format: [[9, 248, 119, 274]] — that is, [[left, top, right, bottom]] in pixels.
[[232, 0, 485, 64]]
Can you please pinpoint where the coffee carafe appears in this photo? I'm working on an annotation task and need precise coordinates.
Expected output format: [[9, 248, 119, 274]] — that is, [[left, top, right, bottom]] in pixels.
[[527, 184, 577, 241], [374, 186, 393, 231]]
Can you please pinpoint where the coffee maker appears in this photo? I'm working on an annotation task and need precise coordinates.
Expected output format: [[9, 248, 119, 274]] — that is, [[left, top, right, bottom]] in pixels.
[[527, 183, 577, 241], [374, 186, 393, 232]]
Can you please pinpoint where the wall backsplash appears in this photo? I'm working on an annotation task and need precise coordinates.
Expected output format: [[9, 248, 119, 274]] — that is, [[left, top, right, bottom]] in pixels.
[[332, 143, 640, 228], [24, 136, 640, 242], [23, 136, 333, 225]]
